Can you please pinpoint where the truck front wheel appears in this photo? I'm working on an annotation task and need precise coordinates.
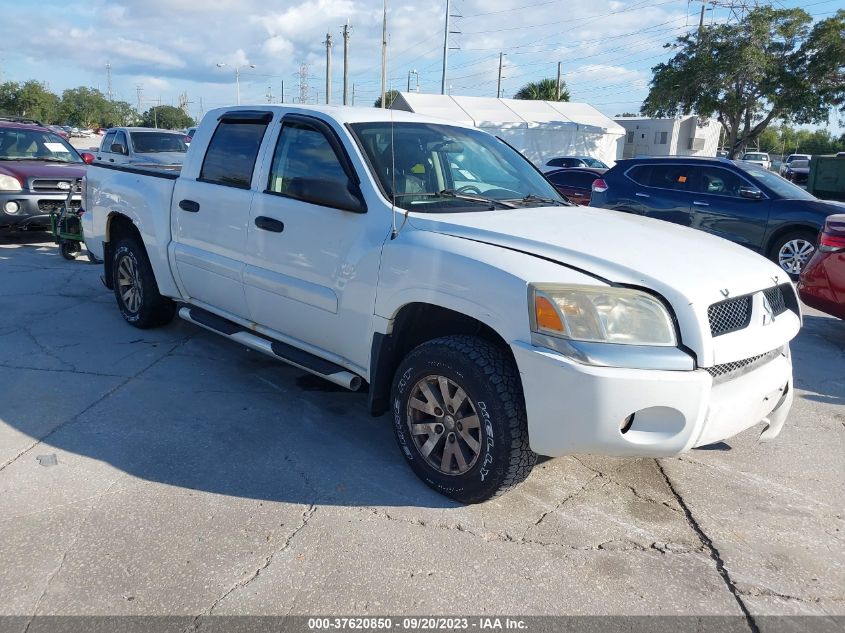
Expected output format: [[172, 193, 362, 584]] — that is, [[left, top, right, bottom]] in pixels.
[[111, 237, 176, 329], [391, 335, 536, 503]]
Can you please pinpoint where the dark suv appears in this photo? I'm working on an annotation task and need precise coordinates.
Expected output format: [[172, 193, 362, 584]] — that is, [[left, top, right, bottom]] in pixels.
[[590, 156, 843, 275], [0, 117, 87, 232]]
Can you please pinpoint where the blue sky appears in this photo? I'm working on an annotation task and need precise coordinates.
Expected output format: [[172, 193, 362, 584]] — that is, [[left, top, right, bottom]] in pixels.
[[1, 0, 843, 130]]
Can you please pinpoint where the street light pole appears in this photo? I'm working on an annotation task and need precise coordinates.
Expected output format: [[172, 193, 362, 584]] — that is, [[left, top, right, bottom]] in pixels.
[[217, 62, 256, 105]]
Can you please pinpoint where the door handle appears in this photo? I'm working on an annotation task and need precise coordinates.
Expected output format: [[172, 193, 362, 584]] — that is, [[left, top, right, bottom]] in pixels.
[[178, 199, 200, 213], [255, 216, 284, 233], [635, 192, 650, 198], [692, 200, 710, 207]]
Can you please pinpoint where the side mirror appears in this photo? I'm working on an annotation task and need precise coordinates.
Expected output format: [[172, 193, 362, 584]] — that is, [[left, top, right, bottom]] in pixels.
[[739, 186, 763, 200], [284, 177, 367, 213], [111, 143, 127, 155], [80, 152, 95, 165]]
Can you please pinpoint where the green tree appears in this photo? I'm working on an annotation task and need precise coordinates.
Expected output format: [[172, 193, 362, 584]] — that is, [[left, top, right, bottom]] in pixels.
[[642, 7, 845, 158], [59, 87, 112, 127], [0, 81, 60, 122], [141, 105, 193, 129], [514, 78, 570, 101], [374, 89, 400, 108], [104, 101, 139, 128]]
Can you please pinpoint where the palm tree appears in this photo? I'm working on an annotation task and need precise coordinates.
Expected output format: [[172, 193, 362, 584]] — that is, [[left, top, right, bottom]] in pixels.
[[374, 90, 401, 108], [513, 78, 570, 101]]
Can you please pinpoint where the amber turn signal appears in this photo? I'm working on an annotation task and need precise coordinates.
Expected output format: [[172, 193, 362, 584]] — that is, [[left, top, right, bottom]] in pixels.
[[535, 295, 564, 333]]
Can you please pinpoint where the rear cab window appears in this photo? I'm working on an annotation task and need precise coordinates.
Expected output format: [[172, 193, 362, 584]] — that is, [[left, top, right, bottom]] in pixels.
[[199, 112, 272, 189]]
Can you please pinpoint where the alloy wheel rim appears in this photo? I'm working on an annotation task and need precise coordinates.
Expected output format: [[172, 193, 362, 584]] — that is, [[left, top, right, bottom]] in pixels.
[[117, 255, 143, 313], [406, 375, 483, 476], [778, 239, 814, 275]]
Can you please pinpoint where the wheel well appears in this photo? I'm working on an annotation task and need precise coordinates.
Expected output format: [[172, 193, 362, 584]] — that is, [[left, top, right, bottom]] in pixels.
[[367, 303, 514, 416], [103, 214, 142, 289], [765, 225, 819, 257]]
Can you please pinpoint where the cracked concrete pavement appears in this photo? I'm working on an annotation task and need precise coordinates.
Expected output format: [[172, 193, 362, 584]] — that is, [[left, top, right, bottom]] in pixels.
[[0, 235, 843, 627]]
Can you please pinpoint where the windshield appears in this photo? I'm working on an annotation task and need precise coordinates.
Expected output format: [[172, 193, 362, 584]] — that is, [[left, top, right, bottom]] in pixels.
[[0, 128, 82, 163], [790, 160, 810, 169], [735, 162, 816, 200], [130, 131, 188, 154], [350, 122, 564, 212], [582, 157, 608, 168], [742, 153, 767, 161]]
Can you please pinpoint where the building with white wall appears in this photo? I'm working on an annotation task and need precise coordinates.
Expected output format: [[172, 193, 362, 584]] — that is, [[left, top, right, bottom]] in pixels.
[[614, 116, 721, 158]]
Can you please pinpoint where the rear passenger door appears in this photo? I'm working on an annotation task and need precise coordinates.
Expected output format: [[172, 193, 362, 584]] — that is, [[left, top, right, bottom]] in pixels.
[[625, 163, 694, 227], [170, 110, 274, 319], [687, 165, 771, 250]]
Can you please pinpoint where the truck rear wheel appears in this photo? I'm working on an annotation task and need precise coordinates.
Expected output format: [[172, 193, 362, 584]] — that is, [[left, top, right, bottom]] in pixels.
[[391, 335, 536, 504], [111, 237, 176, 329]]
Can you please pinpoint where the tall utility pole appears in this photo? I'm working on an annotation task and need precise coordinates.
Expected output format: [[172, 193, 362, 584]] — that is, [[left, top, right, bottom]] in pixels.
[[496, 52, 504, 98], [298, 64, 310, 104], [341, 22, 351, 105], [441, 0, 450, 94], [324, 32, 333, 105], [352, 83, 356, 106], [106, 61, 113, 101], [266, 85, 273, 103], [280, 80, 285, 103], [555, 61, 562, 101], [135, 84, 143, 114], [380, 0, 388, 108], [407, 69, 419, 92]]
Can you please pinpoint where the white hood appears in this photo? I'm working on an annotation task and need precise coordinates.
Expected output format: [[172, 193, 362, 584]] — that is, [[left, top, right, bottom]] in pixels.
[[408, 205, 788, 315]]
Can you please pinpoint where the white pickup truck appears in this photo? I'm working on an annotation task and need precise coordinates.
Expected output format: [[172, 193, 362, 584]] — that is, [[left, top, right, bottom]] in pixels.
[[83, 105, 801, 503]]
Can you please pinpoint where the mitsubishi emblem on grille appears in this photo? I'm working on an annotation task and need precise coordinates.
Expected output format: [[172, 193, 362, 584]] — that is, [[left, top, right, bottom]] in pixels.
[[57, 181, 71, 190], [762, 294, 776, 326]]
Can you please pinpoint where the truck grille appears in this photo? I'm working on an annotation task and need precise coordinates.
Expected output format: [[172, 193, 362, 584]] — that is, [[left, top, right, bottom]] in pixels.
[[706, 347, 784, 382], [708, 296, 752, 336], [707, 285, 792, 337], [31, 179, 81, 193], [763, 285, 788, 316]]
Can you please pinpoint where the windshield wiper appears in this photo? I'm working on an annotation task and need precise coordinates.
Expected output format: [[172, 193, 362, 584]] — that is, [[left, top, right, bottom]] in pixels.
[[2, 157, 72, 163], [513, 194, 569, 207], [437, 189, 519, 209], [392, 190, 518, 209]]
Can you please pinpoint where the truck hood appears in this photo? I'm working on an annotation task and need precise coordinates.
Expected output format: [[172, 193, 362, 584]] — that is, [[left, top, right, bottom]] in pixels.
[[0, 161, 86, 184], [408, 205, 787, 307]]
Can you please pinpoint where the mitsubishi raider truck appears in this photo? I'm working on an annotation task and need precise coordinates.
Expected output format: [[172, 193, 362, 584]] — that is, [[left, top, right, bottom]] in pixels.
[[83, 105, 801, 503]]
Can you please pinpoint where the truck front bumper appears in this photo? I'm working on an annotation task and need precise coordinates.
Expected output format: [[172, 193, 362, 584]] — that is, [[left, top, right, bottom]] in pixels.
[[0, 193, 81, 231], [512, 341, 792, 457]]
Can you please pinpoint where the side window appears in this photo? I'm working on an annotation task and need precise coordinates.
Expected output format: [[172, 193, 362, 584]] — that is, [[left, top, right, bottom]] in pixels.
[[649, 164, 692, 191], [267, 122, 349, 200], [625, 130, 635, 144], [200, 120, 269, 189], [626, 165, 653, 186], [655, 131, 668, 145], [114, 131, 127, 153], [101, 131, 116, 153], [691, 167, 744, 198]]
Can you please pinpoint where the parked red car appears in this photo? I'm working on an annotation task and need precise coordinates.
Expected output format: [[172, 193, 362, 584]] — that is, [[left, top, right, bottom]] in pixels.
[[545, 167, 606, 205], [798, 213, 845, 319]]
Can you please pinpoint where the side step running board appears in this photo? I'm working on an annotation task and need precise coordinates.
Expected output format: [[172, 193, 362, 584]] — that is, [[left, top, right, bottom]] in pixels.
[[178, 306, 363, 391]]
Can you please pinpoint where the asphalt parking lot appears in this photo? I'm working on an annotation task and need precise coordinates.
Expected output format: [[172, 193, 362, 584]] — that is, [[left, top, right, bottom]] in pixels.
[[1, 235, 843, 627]]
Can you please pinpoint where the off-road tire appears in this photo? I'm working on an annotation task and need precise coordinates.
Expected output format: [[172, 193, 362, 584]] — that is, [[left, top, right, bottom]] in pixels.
[[391, 335, 536, 504], [111, 237, 176, 328]]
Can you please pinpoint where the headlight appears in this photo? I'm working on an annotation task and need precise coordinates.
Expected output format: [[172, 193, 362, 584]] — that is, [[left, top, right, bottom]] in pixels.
[[0, 174, 22, 192], [529, 283, 677, 346]]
